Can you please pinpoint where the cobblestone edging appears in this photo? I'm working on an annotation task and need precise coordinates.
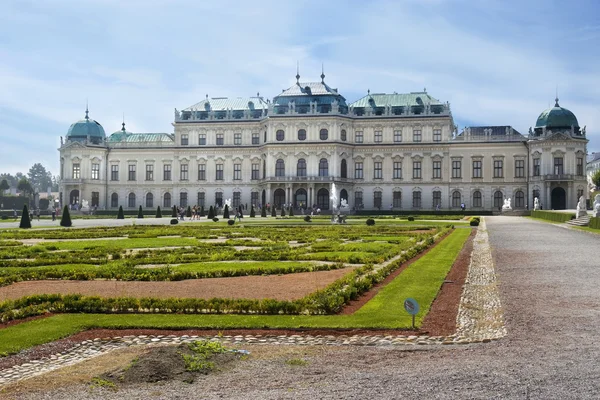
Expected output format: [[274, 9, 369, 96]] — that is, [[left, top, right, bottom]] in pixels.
[[0, 223, 506, 386]]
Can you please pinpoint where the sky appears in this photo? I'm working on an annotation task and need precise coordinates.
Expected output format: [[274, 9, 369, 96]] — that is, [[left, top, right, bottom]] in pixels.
[[1, 0, 599, 176]]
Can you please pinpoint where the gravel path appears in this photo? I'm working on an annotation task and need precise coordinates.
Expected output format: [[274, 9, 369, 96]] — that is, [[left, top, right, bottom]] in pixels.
[[6, 216, 600, 399]]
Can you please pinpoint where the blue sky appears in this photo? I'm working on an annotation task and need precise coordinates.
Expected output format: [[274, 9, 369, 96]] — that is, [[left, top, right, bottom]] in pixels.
[[1, 0, 599, 175]]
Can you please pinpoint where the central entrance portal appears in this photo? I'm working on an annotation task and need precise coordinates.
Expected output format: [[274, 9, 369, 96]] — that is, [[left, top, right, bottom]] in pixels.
[[551, 187, 566, 210], [295, 188, 307, 208]]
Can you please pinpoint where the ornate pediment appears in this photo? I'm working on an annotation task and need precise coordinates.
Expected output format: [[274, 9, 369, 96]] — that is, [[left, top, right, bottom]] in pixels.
[[545, 132, 574, 142]]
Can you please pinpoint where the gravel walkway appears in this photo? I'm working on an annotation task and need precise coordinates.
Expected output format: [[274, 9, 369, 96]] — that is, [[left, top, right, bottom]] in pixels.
[[5, 216, 600, 399]]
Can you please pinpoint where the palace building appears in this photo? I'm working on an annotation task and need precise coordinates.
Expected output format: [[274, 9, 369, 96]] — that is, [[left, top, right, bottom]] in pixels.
[[59, 73, 588, 212]]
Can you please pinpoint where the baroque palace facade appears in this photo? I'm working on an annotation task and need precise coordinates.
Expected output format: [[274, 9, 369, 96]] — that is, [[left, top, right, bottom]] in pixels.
[[59, 73, 588, 212]]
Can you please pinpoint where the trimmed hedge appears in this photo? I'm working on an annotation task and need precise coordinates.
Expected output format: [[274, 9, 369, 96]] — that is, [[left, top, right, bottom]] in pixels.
[[366, 218, 375, 226], [589, 217, 600, 229], [355, 210, 493, 216], [531, 210, 576, 222]]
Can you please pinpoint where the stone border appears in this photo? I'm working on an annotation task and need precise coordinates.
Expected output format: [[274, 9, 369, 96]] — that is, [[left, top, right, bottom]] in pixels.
[[0, 221, 506, 386]]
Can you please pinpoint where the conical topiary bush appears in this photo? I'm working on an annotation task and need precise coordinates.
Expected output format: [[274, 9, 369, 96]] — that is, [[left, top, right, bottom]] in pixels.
[[138, 205, 144, 219], [171, 206, 177, 218], [156, 206, 162, 218], [261, 206, 267, 218], [200, 206, 205, 217], [238, 206, 243, 218], [186, 206, 192, 218], [250, 205, 255, 218], [271, 205, 277, 217], [60, 205, 72, 227], [289, 206, 294, 217], [117, 206, 125, 219], [223, 204, 230, 219], [207, 206, 215, 219], [281, 207, 286, 217], [19, 205, 31, 229]]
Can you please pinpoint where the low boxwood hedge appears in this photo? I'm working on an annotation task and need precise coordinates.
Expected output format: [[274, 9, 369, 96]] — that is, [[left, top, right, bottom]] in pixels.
[[531, 210, 576, 222]]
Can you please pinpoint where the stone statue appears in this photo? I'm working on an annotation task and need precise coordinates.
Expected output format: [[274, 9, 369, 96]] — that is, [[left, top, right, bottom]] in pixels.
[[529, 127, 533, 135], [577, 196, 587, 218], [502, 197, 512, 211], [594, 194, 600, 218], [534, 197, 539, 211], [174, 108, 180, 120]]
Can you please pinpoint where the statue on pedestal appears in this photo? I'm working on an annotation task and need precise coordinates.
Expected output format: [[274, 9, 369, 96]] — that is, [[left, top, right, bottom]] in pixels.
[[502, 197, 512, 211], [534, 197, 539, 211], [577, 196, 587, 218], [594, 194, 600, 218]]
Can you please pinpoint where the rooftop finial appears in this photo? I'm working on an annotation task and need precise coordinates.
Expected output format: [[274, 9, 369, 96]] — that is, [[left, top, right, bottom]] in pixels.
[[296, 61, 300, 84], [206, 94, 208, 100], [321, 63, 325, 83], [122, 113, 126, 132], [555, 86, 559, 107], [85, 100, 89, 120], [367, 89, 370, 95]]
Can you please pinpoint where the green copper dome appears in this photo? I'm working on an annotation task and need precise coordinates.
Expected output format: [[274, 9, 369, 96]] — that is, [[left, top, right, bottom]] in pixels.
[[66, 108, 106, 142], [535, 98, 579, 129]]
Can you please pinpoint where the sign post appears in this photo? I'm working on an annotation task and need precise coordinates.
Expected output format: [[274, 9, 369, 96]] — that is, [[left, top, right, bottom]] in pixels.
[[403, 298, 420, 329]]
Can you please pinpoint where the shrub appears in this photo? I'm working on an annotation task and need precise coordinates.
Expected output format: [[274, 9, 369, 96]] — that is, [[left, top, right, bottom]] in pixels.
[[39, 198, 50, 210], [407, 216, 415, 221], [281, 207, 286, 217], [207, 206, 215, 219], [227, 219, 235, 225], [250, 206, 255, 218], [590, 217, 600, 230], [117, 206, 125, 220], [366, 218, 375, 226], [19, 205, 31, 229], [223, 204, 230, 219], [60, 206, 72, 227], [200, 206, 205, 217], [137, 205, 144, 219], [171, 206, 177, 218], [304, 215, 312, 222], [170, 219, 178, 225], [469, 217, 480, 226], [289, 207, 294, 217], [212, 217, 219, 222], [238, 206, 243, 218], [156, 206, 162, 218], [271, 206, 277, 217], [261, 206, 267, 218]]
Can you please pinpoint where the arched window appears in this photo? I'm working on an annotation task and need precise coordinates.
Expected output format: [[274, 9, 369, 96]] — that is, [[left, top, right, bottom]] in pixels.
[[317, 188, 330, 210], [452, 191, 461, 208], [111, 193, 118, 208], [515, 190, 525, 208], [274, 188, 286, 208], [341, 159, 347, 178], [319, 158, 329, 177], [320, 129, 329, 140], [128, 193, 136, 208], [298, 129, 306, 141], [472, 191, 482, 208], [276, 129, 284, 141], [146, 192, 154, 208], [163, 192, 171, 208], [341, 129, 347, 141], [275, 159, 285, 177], [493, 191, 503, 209], [297, 159, 307, 176]]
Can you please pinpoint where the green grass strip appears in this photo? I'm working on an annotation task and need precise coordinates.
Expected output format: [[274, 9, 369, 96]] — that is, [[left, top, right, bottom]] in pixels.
[[0, 229, 470, 355]]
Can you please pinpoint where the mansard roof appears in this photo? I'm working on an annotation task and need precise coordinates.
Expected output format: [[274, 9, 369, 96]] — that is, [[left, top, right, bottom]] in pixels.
[[350, 91, 443, 108], [107, 132, 174, 143], [184, 97, 267, 112], [458, 126, 524, 137], [276, 81, 343, 97]]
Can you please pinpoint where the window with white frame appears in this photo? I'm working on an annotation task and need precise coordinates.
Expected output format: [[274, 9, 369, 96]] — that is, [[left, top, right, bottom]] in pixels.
[[374, 130, 382, 143], [452, 160, 462, 178], [198, 133, 206, 145], [216, 133, 224, 145], [433, 160, 441, 179], [233, 163, 242, 180], [393, 162, 402, 179], [472, 191, 482, 207], [433, 129, 442, 142], [515, 160, 525, 178], [433, 191, 442, 208], [234, 133, 242, 145], [412, 191, 421, 208], [373, 191, 382, 209], [197, 164, 206, 181], [413, 161, 421, 179], [452, 191, 461, 208], [251, 163, 260, 180], [472, 160, 482, 178], [163, 164, 171, 181], [355, 131, 363, 143], [355, 162, 363, 179], [413, 130, 422, 142], [145, 164, 153, 181], [252, 133, 259, 145], [275, 159, 285, 177], [533, 158, 540, 176], [180, 164, 188, 181], [181, 134, 188, 145], [393, 130, 402, 142], [111, 165, 119, 181], [393, 191, 402, 208], [91, 163, 100, 180], [128, 164, 136, 181], [215, 164, 224, 180], [374, 161, 382, 179], [72, 163, 80, 179], [493, 160, 503, 178]]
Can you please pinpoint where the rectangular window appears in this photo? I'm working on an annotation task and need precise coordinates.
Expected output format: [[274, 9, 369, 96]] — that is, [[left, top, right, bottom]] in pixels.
[[234, 133, 242, 145], [515, 160, 525, 178], [374, 130, 382, 143], [197, 164, 206, 181], [111, 193, 118, 208], [393, 162, 402, 179], [252, 133, 259, 145], [72, 163, 80, 179], [233, 163, 242, 180], [251, 192, 259, 207], [198, 134, 206, 145], [180, 164, 188, 181], [251, 163, 260, 180], [493, 160, 503, 178], [433, 129, 442, 142], [163, 164, 171, 181], [413, 130, 422, 142], [354, 191, 363, 209], [393, 130, 402, 143], [145, 164, 154, 181], [374, 162, 383, 179], [355, 131, 363, 143], [181, 134, 188, 146], [393, 191, 402, 208], [215, 192, 223, 208], [533, 158, 540, 176], [413, 161, 422, 179], [180, 192, 188, 208], [577, 157, 584, 176], [233, 191, 241, 208], [433, 191, 442, 208], [197, 192, 205, 208], [433, 161, 442, 179], [412, 191, 421, 208], [473, 160, 482, 178], [91, 163, 100, 180], [354, 162, 364, 179], [452, 160, 462, 178], [554, 157, 563, 175], [91, 191, 99, 207], [216, 133, 224, 146], [374, 191, 382, 209], [128, 164, 136, 181], [110, 165, 119, 181], [216, 164, 224, 180]]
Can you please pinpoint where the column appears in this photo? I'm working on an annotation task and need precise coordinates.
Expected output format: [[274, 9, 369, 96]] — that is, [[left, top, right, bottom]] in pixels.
[[568, 182, 573, 209], [546, 182, 551, 210]]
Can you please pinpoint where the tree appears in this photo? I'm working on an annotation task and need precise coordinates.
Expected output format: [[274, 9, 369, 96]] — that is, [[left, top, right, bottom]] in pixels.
[[0, 179, 9, 195], [117, 206, 125, 219], [261, 206, 266, 218], [27, 163, 53, 193], [207, 206, 215, 219], [223, 204, 230, 219], [60, 205, 72, 227], [19, 205, 31, 229], [592, 170, 600, 189], [17, 178, 33, 197], [138, 205, 144, 218], [250, 205, 255, 217], [156, 206, 162, 218], [0, 174, 17, 189]]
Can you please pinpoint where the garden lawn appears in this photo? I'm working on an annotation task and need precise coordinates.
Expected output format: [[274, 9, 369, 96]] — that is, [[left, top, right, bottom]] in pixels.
[[0, 228, 470, 355], [40, 237, 200, 251]]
